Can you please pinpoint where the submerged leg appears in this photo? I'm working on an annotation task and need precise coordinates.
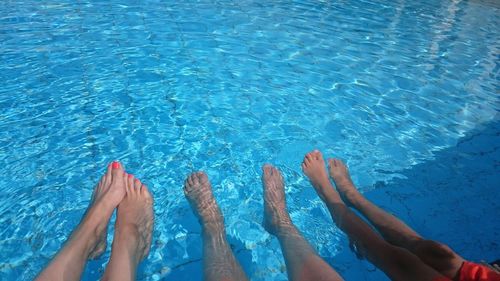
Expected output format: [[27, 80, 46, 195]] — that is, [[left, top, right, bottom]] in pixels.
[[327, 157, 464, 278], [184, 172, 248, 281], [102, 174, 154, 281], [302, 150, 445, 281], [36, 162, 127, 281], [262, 164, 343, 281]]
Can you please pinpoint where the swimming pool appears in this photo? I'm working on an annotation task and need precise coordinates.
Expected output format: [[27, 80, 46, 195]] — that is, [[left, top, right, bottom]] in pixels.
[[0, 0, 498, 280]]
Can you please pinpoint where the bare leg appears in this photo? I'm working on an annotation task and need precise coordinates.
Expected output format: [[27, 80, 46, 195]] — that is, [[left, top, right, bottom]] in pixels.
[[36, 162, 127, 281], [327, 157, 464, 278], [184, 172, 248, 281], [102, 174, 154, 281], [302, 150, 445, 281], [262, 164, 343, 281]]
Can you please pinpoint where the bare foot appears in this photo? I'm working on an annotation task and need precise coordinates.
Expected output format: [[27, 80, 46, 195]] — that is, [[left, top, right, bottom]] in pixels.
[[184, 172, 224, 232], [35, 161, 127, 281], [262, 164, 292, 236], [301, 150, 337, 201], [113, 174, 154, 262], [327, 158, 361, 205], [88, 161, 127, 258], [184, 172, 249, 281]]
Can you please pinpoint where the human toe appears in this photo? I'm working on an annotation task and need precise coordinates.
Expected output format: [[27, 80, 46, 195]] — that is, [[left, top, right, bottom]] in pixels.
[[335, 158, 347, 169], [111, 161, 125, 182], [301, 162, 307, 171], [111, 161, 123, 172], [192, 172, 202, 186], [263, 164, 274, 177], [134, 178, 142, 190], [126, 173, 135, 192], [103, 162, 114, 186], [141, 185, 153, 202], [306, 152, 314, 161], [268, 165, 278, 176], [186, 173, 195, 187], [303, 154, 312, 165], [271, 166, 282, 179], [314, 150, 324, 160], [197, 171, 208, 184]]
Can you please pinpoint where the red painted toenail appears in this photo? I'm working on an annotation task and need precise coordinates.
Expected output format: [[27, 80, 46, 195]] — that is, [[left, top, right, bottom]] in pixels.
[[128, 174, 134, 178], [135, 178, 140, 183], [112, 161, 120, 169]]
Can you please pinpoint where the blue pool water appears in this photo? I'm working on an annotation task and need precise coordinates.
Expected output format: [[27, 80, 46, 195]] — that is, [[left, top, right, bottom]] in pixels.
[[0, 0, 499, 280]]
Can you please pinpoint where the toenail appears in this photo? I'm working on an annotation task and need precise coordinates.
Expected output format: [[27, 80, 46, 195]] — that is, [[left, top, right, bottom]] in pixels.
[[128, 174, 134, 178], [112, 161, 120, 169]]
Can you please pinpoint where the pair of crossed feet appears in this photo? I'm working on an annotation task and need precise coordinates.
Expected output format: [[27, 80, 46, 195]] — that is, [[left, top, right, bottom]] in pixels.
[[83, 161, 153, 262], [184, 150, 362, 236]]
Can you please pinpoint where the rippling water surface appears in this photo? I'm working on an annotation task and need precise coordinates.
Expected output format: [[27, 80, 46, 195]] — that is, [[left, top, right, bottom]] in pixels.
[[0, 0, 498, 280]]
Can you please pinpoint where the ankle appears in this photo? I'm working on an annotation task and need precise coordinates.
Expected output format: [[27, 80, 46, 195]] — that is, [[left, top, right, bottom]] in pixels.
[[202, 221, 225, 235], [311, 175, 331, 188], [331, 175, 352, 187], [274, 222, 300, 238], [73, 208, 111, 253], [90, 199, 116, 216], [117, 221, 141, 236], [111, 226, 143, 263], [320, 188, 343, 204], [113, 224, 141, 249], [347, 193, 366, 208], [339, 183, 363, 202]]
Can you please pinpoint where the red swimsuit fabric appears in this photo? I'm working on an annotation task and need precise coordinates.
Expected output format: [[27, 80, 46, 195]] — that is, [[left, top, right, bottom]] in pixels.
[[457, 261, 500, 281], [432, 261, 500, 281]]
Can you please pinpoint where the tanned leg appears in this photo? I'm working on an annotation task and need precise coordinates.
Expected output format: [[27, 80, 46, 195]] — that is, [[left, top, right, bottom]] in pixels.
[[302, 150, 446, 281], [102, 174, 154, 281], [262, 164, 343, 281], [36, 161, 127, 281], [328, 157, 464, 278]]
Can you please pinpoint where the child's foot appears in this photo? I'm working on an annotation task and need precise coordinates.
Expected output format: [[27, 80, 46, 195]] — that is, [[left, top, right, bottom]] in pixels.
[[262, 165, 293, 236], [184, 172, 224, 232], [113, 174, 154, 262], [302, 150, 338, 201], [327, 158, 361, 205]]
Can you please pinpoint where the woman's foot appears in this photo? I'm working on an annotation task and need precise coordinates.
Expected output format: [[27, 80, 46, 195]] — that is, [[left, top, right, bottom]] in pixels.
[[327, 158, 362, 205], [87, 161, 128, 258], [184, 172, 224, 232], [302, 150, 340, 202], [36, 162, 127, 281], [101, 175, 154, 281], [113, 175, 154, 262], [262, 164, 293, 236]]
